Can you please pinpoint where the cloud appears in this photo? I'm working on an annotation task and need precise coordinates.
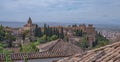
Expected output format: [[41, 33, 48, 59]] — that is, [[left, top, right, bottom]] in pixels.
[[0, 0, 120, 24]]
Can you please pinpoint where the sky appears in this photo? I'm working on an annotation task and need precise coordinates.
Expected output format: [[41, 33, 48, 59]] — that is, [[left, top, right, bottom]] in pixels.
[[0, 0, 120, 24]]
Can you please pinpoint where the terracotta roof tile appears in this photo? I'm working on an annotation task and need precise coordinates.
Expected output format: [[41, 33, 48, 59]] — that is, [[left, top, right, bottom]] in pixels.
[[57, 41, 120, 62], [0, 39, 83, 61]]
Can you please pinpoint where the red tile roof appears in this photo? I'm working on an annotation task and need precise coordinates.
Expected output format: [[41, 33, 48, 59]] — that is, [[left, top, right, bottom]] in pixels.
[[37, 39, 83, 55], [57, 41, 120, 62], [0, 39, 83, 61]]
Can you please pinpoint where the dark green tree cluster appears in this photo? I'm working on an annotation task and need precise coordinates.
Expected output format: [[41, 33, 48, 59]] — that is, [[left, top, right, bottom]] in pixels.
[[79, 36, 89, 49], [22, 42, 39, 53], [58, 27, 64, 39], [34, 24, 42, 37], [34, 24, 65, 43], [74, 29, 83, 37], [42, 24, 64, 42], [0, 25, 5, 41], [0, 43, 4, 53], [79, 33, 109, 49], [43, 24, 60, 37], [72, 24, 77, 27], [0, 25, 16, 47], [93, 33, 109, 48]]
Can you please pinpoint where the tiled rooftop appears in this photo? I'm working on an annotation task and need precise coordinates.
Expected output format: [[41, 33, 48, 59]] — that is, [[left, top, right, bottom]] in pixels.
[[0, 39, 83, 61], [57, 41, 120, 62], [37, 39, 83, 55]]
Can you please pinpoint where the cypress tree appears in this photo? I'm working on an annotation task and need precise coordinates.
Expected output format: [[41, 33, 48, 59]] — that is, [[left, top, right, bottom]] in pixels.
[[34, 25, 42, 37], [38, 27, 42, 37], [43, 24, 47, 35], [59, 27, 64, 39]]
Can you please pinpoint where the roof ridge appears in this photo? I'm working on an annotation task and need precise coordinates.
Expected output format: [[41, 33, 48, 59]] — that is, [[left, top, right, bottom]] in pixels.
[[88, 41, 120, 52], [47, 39, 63, 51]]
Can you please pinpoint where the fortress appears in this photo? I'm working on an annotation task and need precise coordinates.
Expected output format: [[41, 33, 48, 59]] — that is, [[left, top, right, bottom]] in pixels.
[[4, 17, 96, 49]]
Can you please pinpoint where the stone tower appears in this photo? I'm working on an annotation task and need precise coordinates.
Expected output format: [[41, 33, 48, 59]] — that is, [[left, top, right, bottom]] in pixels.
[[27, 17, 32, 27], [79, 24, 86, 33], [86, 24, 96, 48]]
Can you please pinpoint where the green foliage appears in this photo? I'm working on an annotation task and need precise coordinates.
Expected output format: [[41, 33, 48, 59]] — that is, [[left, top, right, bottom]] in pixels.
[[5, 32, 13, 47], [3, 50, 13, 62], [40, 35, 47, 43], [0, 25, 16, 47], [59, 27, 64, 39], [32, 38, 41, 47], [19, 44, 23, 52], [5, 53, 11, 62], [0, 43, 13, 54], [0, 25, 5, 41], [20, 37, 41, 53], [43, 24, 47, 35], [72, 24, 77, 27], [24, 56, 28, 62], [35, 34, 58, 44], [47, 35, 58, 41], [50, 35, 58, 40], [94, 33, 109, 48], [42, 24, 65, 40], [79, 36, 89, 48], [74, 29, 83, 37], [34, 25, 42, 37], [79, 33, 110, 49], [0, 43, 4, 53], [22, 30, 30, 40], [22, 43, 39, 53], [22, 33, 26, 41]]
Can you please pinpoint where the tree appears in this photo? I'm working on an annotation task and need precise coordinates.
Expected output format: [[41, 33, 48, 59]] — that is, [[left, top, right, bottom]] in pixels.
[[40, 35, 47, 43], [22, 33, 26, 41], [94, 33, 109, 48], [47, 26, 52, 37], [22, 43, 39, 53], [75, 29, 83, 37], [0, 43, 3, 53], [0, 25, 5, 41], [43, 24, 47, 35], [19, 44, 23, 52], [79, 36, 89, 48], [34, 38, 40, 45], [72, 24, 77, 27], [34, 25, 42, 37], [59, 27, 64, 39], [50, 35, 58, 40], [5, 32, 13, 47], [47, 35, 58, 41], [24, 56, 28, 62], [3, 50, 12, 62]]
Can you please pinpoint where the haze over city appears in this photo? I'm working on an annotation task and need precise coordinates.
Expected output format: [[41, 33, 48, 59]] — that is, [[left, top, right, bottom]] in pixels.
[[0, 0, 120, 24]]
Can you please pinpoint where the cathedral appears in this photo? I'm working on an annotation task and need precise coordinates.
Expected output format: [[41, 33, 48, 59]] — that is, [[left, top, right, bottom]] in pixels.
[[24, 17, 36, 31]]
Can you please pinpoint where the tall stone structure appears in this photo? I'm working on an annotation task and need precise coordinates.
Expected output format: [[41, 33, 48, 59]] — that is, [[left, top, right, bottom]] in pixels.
[[79, 24, 86, 33], [86, 24, 96, 35], [86, 24, 96, 48], [24, 17, 36, 31], [24, 17, 36, 33]]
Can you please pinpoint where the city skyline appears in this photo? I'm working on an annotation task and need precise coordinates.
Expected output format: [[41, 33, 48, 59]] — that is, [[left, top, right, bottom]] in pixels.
[[0, 0, 120, 24]]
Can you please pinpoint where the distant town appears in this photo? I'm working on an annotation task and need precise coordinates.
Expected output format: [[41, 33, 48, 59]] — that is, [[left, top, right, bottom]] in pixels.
[[0, 17, 112, 62]]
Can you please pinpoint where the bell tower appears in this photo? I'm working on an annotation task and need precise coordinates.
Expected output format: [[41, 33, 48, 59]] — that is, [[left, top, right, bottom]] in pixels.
[[27, 17, 32, 26]]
